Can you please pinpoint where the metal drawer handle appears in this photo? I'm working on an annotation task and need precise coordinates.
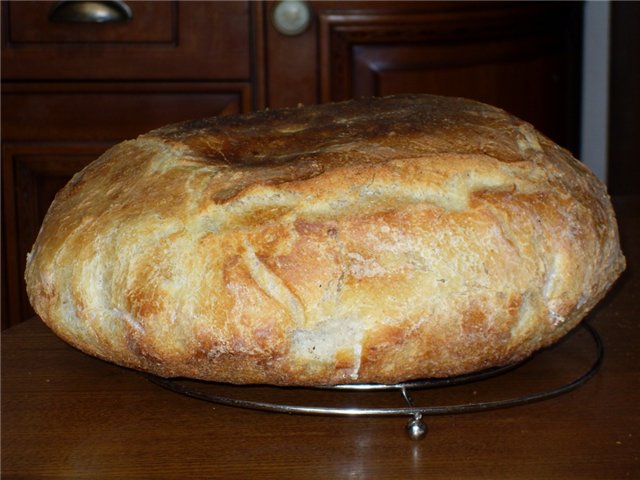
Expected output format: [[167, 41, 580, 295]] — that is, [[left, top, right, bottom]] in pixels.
[[49, 0, 132, 23]]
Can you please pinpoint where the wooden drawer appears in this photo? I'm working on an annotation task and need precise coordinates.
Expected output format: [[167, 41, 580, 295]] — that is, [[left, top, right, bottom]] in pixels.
[[6, 1, 174, 43], [2, 82, 252, 140], [1, 1, 252, 80]]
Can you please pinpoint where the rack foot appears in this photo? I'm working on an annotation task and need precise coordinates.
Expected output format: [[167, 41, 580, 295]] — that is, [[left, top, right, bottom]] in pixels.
[[406, 414, 428, 440]]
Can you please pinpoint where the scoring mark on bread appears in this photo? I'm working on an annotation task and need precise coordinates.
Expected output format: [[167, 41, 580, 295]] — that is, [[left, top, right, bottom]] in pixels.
[[241, 239, 306, 329]]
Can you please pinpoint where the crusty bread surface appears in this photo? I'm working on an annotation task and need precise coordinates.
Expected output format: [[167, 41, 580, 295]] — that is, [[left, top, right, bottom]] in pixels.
[[25, 95, 625, 385]]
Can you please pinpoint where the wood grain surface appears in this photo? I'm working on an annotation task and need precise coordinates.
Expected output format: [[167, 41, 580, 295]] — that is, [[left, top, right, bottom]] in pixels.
[[2, 196, 638, 480]]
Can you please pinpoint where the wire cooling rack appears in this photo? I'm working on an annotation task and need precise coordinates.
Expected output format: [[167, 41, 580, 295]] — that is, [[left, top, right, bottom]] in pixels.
[[144, 322, 603, 440]]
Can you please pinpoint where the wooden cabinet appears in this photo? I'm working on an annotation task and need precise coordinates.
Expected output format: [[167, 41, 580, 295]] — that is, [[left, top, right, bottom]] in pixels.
[[1, 1, 257, 328], [1, 1, 582, 328], [266, 1, 582, 149]]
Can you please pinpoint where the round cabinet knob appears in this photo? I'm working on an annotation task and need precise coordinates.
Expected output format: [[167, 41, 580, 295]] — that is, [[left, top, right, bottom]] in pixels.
[[272, 1, 311, 36]]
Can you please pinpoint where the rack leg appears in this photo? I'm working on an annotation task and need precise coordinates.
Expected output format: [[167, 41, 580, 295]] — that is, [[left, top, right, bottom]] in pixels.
[[406, 413, 428, 440], [400, 386, 427, 440]]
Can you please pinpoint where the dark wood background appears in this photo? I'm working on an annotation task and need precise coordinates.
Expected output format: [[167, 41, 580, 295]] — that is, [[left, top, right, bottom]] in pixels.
[[608, 1, 640, 195], [2, 1, 636, 330]]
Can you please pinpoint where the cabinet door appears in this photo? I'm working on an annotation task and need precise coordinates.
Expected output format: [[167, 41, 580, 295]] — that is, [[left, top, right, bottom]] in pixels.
[[1, 82, 252, 328], [2, 144, 102, 328], [266, 2, 581, 151], [318, 3, 582, 150]]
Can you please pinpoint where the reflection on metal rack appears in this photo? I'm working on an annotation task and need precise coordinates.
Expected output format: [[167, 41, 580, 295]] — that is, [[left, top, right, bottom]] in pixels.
[[144, 322, 603, 440]]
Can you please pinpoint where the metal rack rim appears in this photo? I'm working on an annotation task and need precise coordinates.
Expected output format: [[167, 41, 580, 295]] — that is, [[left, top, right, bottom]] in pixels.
[[143, 322, 603, 438]]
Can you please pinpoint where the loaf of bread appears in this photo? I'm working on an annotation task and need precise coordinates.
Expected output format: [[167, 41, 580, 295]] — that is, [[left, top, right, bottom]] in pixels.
[[25, 95, 625, 386]]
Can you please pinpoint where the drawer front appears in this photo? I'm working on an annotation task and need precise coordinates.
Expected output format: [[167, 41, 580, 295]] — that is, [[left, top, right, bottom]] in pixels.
[[7, 1, 174, 43], [2, 1, 252, 80], [2, 82, 252, 141]]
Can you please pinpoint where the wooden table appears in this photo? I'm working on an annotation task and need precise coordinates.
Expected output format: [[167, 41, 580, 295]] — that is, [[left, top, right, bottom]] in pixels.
[[3, 196, 639, 479]]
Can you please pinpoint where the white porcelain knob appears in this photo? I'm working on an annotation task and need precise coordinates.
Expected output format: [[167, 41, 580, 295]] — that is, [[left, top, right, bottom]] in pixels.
[[272, 1, 311, 36]]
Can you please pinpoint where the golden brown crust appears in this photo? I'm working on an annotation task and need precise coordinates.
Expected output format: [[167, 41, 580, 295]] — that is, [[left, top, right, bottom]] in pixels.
[[25, 95, 625, 385]]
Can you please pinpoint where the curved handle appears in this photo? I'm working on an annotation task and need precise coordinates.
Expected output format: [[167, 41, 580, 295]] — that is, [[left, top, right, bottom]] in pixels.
[[49, 1, 132, 23]]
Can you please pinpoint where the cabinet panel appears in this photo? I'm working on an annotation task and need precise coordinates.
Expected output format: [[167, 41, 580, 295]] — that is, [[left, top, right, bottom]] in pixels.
[[2, 82, 252, 141], [1, 144, 105, 329], [608, 2, 640, 195], [7, 1, 175, 43], [1, 1, 251, 80], [316, 2, 581, 150], [1, 84, 252, 328], [351, 43, 567, 147]]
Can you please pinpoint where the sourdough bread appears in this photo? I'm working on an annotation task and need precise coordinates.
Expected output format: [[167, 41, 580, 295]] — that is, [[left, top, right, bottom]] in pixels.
[[25, 95, 625, 385]]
